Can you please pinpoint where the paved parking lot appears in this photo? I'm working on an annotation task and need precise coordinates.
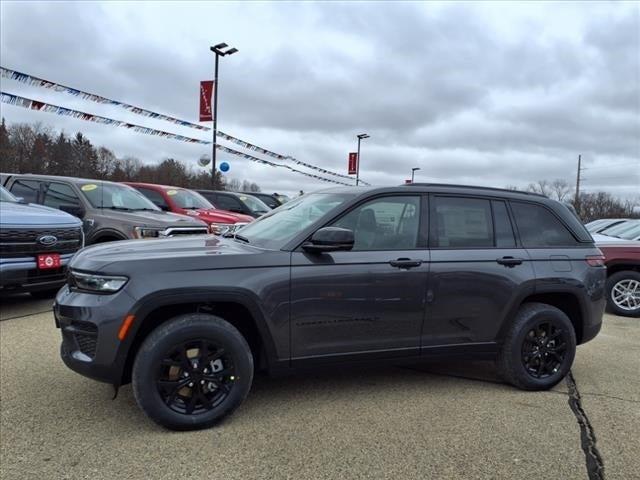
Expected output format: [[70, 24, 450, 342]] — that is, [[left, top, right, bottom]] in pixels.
[[1, 295, 638, 480]]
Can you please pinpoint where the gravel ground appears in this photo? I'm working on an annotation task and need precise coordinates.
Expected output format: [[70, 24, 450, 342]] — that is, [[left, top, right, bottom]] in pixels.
[[0, 296, 638, 480]]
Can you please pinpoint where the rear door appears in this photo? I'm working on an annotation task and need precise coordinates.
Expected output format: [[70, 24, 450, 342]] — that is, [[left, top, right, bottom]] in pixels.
[[424, 195, 536, 349]]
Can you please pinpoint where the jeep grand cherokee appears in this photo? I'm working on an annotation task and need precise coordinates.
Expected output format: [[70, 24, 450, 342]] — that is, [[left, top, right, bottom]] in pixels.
[[54, 184, 606, 430]]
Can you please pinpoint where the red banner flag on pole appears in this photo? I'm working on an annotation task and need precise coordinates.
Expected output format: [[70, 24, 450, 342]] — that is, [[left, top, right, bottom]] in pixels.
[[348, 152, 358, 175], [199, 80, 214, 122]]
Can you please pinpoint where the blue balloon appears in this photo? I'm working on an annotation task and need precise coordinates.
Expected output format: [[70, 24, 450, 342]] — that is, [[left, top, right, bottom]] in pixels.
[[220, 162, 230, 172]]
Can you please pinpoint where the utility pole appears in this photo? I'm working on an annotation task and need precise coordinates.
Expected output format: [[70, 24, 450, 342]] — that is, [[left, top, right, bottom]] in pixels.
[[209, 43, 238, 188], [575, 154, 582, 205]]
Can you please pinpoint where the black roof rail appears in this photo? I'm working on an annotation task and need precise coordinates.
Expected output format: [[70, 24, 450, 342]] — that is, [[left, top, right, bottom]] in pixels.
[[401, 183, 547, 197]]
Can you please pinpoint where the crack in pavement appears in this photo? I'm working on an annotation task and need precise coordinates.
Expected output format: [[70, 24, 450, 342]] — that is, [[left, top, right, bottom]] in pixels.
[[566, 371, 605, 480], [0, 310, 52, 322]]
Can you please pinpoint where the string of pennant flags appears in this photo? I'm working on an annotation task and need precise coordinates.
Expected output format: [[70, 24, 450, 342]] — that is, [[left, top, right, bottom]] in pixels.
[[0, 92, 211, 144], [1, 66, 369, 186], [216, 145, 352, 186], [216, 131, 370, 185], [0, 91, 353, 186], [1, 66, 209, 132]]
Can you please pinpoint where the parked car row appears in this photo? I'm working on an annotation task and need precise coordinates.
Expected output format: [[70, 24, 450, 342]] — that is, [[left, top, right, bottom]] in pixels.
[[584, 218, 639, 317], [0, 172, 284, 296]]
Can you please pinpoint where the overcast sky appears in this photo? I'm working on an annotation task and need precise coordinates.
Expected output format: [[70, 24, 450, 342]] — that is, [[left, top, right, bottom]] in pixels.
[[1, 1, 638, 198]]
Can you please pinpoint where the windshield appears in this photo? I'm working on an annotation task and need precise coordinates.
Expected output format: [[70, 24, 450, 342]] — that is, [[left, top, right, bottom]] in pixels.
[[618, 224, 640, 240], [167, 189, 213, 209], [237, 194, 271, 213], [80, 182, 160, 210], [602, 220, 640, 237], [235, 192, 354, 249], [0, 186, 18, 202]]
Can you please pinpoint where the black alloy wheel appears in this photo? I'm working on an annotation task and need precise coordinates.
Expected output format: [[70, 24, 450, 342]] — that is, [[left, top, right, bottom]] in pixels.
[[521, 322, 568, 379], [157, 340, 235, 415]]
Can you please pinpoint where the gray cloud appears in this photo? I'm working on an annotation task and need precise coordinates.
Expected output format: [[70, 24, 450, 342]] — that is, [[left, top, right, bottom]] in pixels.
[[1, 1, 638, 198]]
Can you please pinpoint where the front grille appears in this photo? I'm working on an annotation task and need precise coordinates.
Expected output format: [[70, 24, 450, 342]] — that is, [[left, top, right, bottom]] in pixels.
[[0, 227, 82, 257], [161, 226, 209, 236]]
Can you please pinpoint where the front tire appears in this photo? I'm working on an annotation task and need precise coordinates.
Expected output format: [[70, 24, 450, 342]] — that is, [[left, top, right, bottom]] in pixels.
[[606, 271, 640, 317], [132, 313, 254, 430], [498, 303, 576, 391]]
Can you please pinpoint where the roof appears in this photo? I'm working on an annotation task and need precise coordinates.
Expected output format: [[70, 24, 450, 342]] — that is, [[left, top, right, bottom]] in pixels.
[[2, 173, 122, 186], [124, 181, 184, 190]]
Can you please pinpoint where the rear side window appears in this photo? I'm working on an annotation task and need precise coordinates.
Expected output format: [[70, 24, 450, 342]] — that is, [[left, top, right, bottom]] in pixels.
[[9, 179, 41, 203], [492, 201, 516, 248], [214, 194, 244, 212], [511, 202, 578, 247], [136, 187, 168, 209], [433, 197, 493, 248], [43, 183, 81, 209]]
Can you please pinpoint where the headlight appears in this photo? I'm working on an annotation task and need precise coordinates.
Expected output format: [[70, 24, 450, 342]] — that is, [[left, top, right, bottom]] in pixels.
[[133, 227, 161, 239], [70, 271, 128, 293], [209, 223, 233, 235]]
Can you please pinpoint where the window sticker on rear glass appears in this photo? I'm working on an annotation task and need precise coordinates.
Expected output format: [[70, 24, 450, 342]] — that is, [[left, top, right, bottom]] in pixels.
[[167, 190, 178, 196], [81, 184, 97, 191]]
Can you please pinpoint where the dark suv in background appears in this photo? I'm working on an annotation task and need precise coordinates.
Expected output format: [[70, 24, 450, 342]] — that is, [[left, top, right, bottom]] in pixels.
[[2, 174, 209, 244], [196, 190, 271, 218], [55, 184, 605, 430]]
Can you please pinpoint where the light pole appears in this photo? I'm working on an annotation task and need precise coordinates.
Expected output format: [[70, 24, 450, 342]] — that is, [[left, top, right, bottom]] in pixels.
[[210, 43, 238, 188], [411, 167, 421, 183], [356, 133, 369, 186]]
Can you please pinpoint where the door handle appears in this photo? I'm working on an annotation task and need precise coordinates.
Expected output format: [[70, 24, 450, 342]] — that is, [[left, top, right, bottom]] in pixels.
[[390, 258, 423, 269], [496, 256, 523, 267]]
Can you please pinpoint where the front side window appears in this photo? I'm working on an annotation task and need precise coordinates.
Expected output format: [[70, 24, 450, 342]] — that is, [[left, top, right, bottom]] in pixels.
[[331, 196, 421, 250], [214, 194, 244, 212], [433, 197, 493, 248], [9, 179, 41, 203], [511, 202, 577, 247], [136, 187, 169, 209], [43, 183, 81, 209]]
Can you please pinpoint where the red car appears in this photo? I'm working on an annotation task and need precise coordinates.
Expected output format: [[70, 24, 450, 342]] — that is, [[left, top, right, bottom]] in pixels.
[[593, 234, 640, 317], [124, 182, 254, 235]]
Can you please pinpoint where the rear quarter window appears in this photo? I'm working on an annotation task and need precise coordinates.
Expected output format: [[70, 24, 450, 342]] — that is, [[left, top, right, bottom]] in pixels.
[[511, 201, 578, 247]]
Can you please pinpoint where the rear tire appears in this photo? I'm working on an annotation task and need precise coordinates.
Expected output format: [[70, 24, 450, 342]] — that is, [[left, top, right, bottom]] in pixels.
[[132, 313, 254, 430], [606, 271, 640, 317], [498, 303, 576, 390]]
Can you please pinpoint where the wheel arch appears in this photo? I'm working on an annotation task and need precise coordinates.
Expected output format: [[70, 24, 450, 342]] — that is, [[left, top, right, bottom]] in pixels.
[[118, 289, 280, 385], [87, 228, 128, 244], [498, 289, 587, 344]]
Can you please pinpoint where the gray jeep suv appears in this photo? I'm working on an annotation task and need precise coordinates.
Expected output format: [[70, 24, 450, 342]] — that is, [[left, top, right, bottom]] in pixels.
[[2, 174, 208, 243], [54, 184, 606, 430]]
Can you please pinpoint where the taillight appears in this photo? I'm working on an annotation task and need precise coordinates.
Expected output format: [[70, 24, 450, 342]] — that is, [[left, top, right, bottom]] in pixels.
[[585, 255, 606, 267]]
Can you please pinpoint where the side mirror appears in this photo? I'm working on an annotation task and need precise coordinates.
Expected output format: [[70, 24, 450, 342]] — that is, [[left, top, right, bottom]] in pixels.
[[302, 227, 354, 253], [59, 204, 85, 218], [160, 205, 170, 211]]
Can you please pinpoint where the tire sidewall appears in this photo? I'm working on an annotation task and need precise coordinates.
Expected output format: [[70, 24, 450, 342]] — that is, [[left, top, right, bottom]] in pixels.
[[133, 314, 254, 430], [606, 271, 640, 318]]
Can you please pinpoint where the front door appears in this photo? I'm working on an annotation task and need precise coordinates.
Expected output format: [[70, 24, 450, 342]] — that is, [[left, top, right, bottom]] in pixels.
[[290, 194, 429, 363]]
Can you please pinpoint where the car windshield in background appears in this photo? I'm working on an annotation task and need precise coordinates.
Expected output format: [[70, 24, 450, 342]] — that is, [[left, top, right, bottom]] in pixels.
[[167, 189, 212, 209], [238, 194, 271, 213], [235, 192, 354, 249], [0, 186, 18, 202], [80, 182, 160, 210], [602, 220, 640, 237], [618, 224, 640, 240]]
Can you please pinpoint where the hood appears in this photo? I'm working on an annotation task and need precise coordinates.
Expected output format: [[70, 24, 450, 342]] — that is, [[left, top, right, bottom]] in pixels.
[[177, 208, 254, 224], [0, 201, 82, 227], [71, 235, 264, 272], [94, 208, 208, 227]]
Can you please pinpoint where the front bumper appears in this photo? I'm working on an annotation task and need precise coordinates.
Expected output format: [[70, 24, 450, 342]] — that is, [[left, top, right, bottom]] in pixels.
[[0, 253, 75, 292], [54, 284, 137, 384]]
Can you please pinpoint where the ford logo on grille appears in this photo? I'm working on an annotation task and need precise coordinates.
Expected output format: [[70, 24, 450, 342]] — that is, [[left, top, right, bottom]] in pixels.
[[37, 235, 58, 246]]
